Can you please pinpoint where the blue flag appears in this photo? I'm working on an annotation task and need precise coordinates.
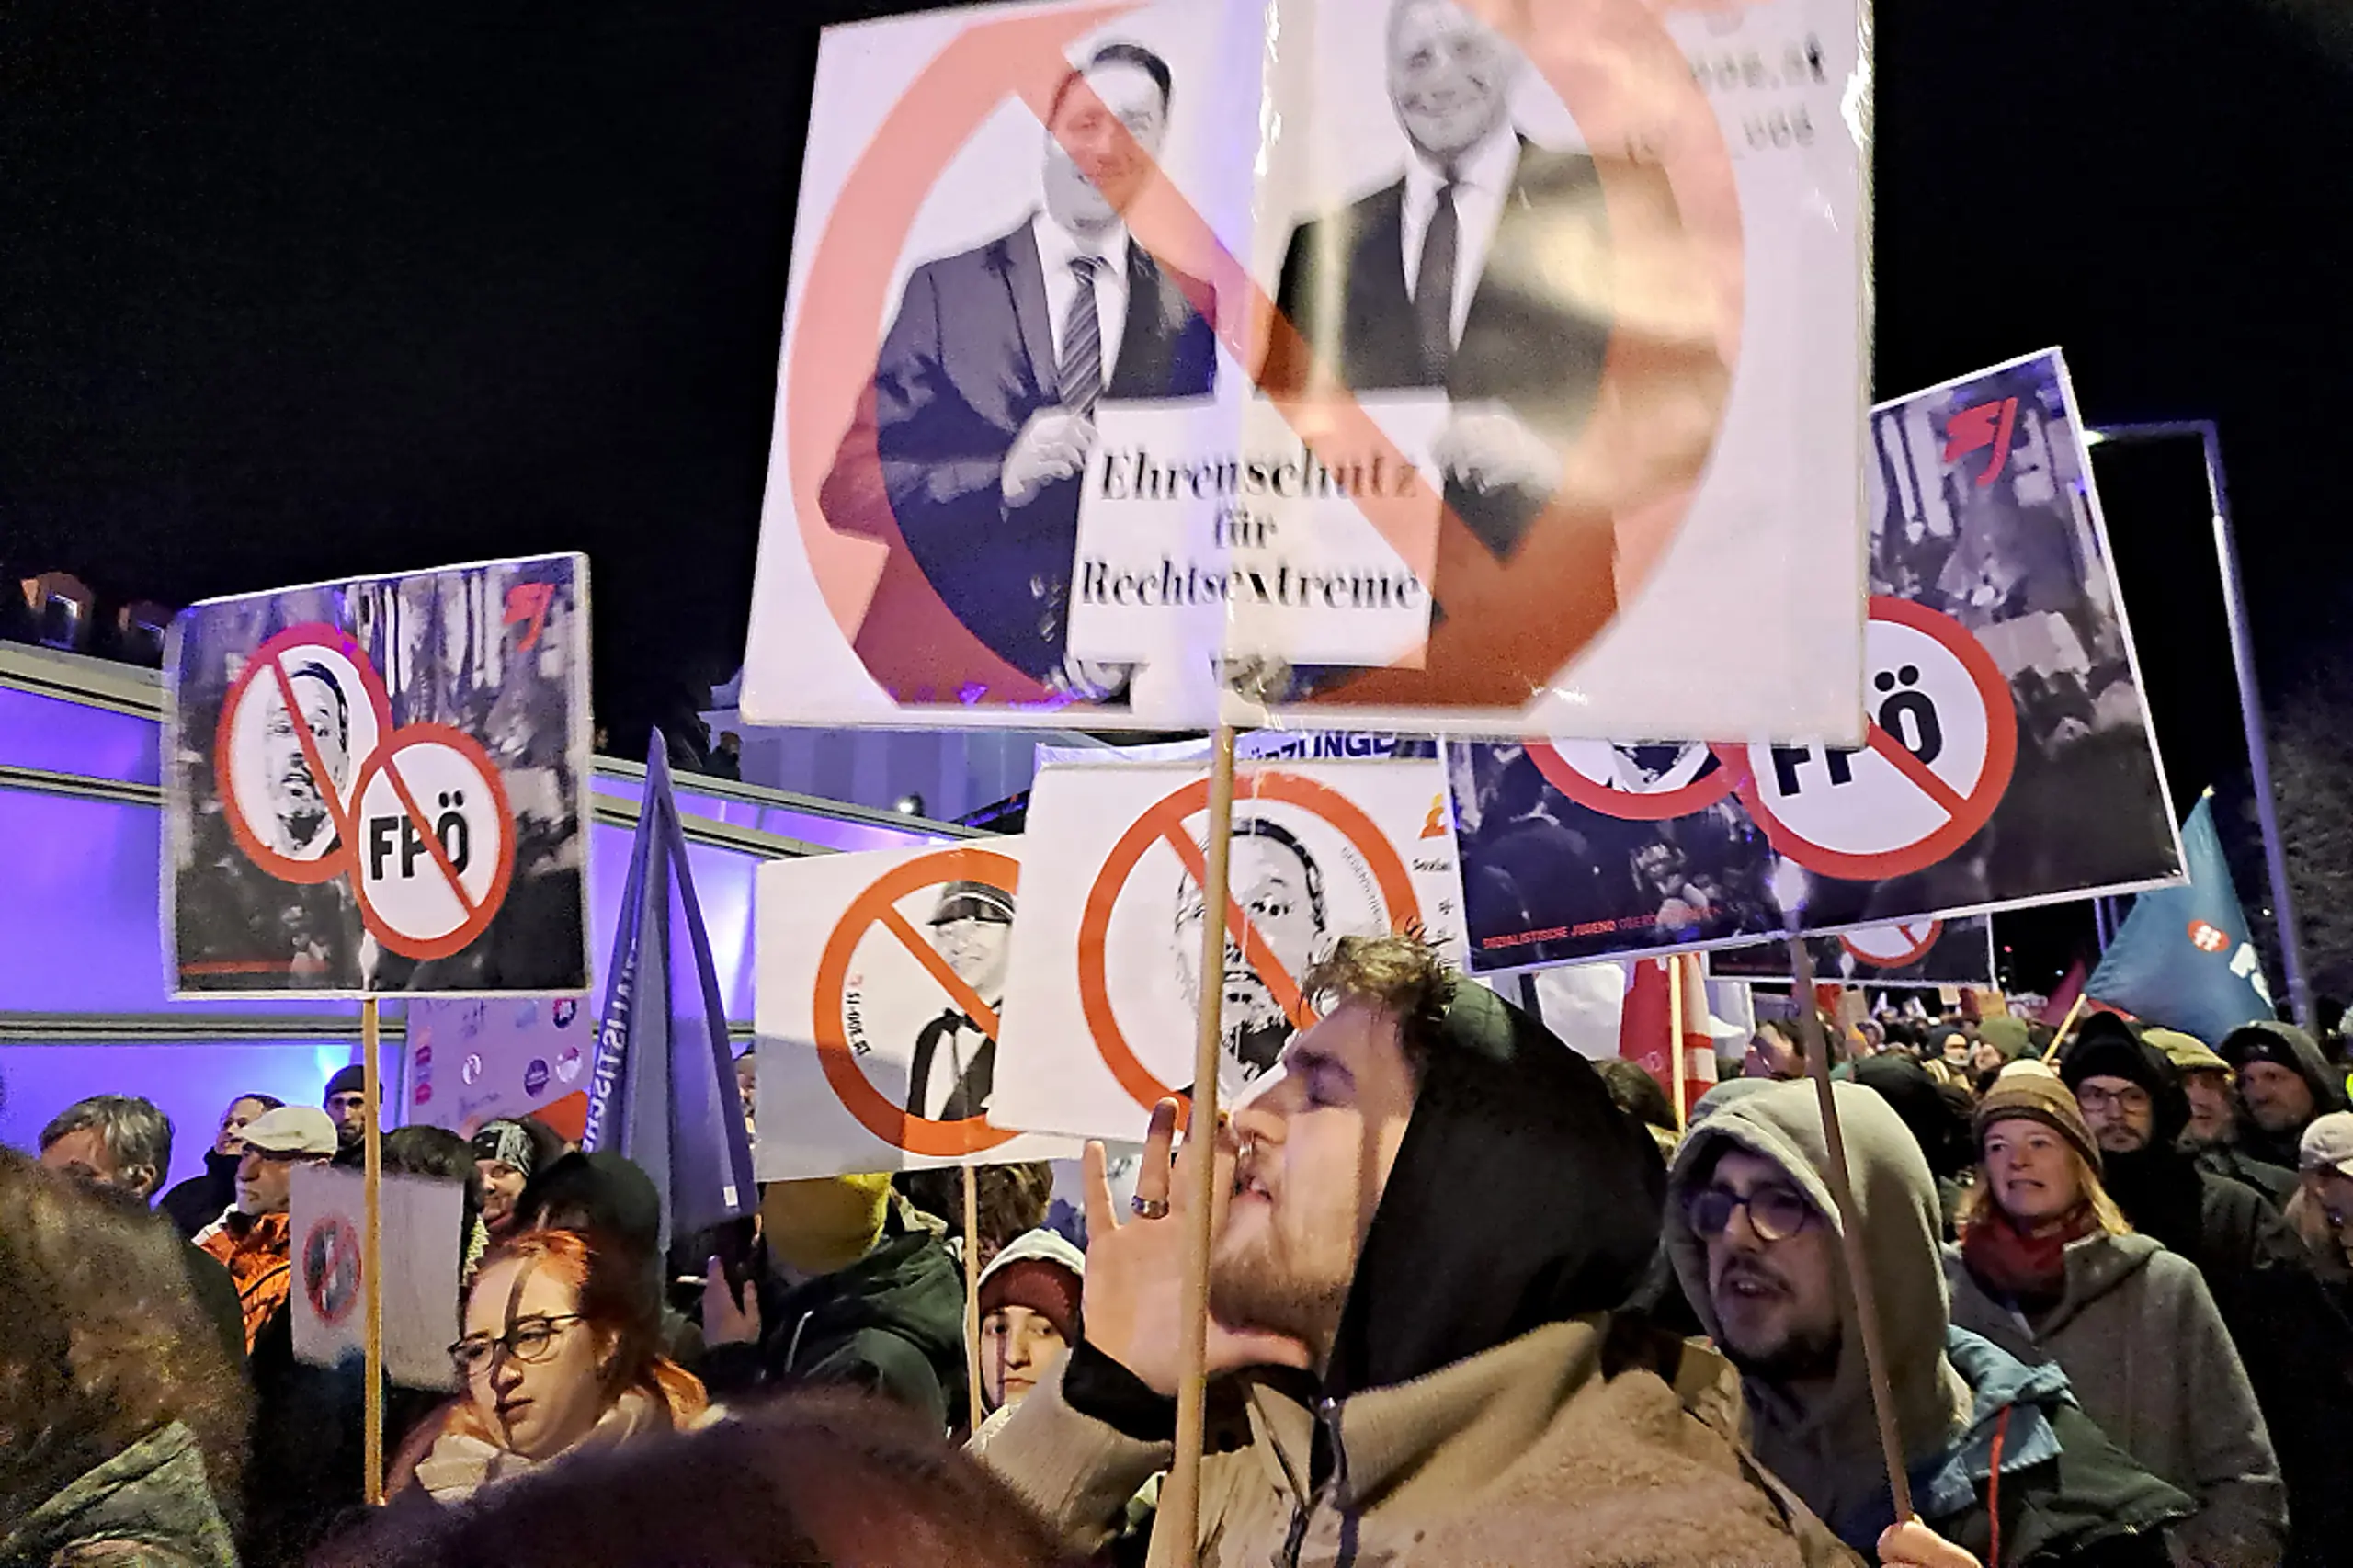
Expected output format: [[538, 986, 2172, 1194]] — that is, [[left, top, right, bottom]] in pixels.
[[582, 735, 756, 1243], [2086, 794, 2275, 1045]]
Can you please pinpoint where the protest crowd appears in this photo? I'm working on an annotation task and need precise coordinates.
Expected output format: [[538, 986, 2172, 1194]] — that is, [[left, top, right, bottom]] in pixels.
[[4, 933, 2350, 1568]]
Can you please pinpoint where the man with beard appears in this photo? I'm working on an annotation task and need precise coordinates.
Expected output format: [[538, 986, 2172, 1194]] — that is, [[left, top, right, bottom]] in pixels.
[[2063, 1017, 2353, 1568], [1665, 1080, 2192, 1566], [907, 881, 1015, 1121], [2219, 1021, 2349, 1176], [1171, 819, 1325, 1086], [977, 934, 1870, 1566]]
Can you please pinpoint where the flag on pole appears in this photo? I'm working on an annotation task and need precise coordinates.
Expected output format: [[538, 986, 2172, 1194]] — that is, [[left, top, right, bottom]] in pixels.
[[1620, 955, 1726, 1119], [582, 734, 756, 1244], [2086, 793, 2274, 1047]]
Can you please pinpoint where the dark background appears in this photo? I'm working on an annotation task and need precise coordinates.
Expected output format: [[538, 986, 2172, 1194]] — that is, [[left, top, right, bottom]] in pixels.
[[6, 0, 2348, 994]]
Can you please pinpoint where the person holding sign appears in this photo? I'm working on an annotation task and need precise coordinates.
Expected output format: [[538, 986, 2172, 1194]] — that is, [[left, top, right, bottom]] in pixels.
[[822, 41, 1218, 693], [906, 881, 1015, 1122], [974, 935, 1849, 1566], [1665, 1081, 2196, 1566]]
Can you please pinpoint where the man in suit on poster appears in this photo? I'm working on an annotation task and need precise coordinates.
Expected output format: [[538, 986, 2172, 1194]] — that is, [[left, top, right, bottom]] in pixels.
[[1259, 0, 1709, 655], [824, 42, 1218, 696]]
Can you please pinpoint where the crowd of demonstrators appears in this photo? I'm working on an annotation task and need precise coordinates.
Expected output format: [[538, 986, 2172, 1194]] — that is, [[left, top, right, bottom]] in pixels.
[[14, 971, 2353, 1568]]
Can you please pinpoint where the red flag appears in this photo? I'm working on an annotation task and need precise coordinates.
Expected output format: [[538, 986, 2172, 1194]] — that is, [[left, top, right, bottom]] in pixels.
[[1620, 955, 1719, 1119]]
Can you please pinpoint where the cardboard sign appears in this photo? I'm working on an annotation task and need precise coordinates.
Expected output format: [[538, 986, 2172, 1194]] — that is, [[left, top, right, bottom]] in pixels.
[[754, 840, 1079, 1178], [992, 759, 1464, 1142], [166, 554, 592, 996], [290, 1164, 463, 1392], [1448, 350, 2186, 973], [738, 0, 1868, 740]]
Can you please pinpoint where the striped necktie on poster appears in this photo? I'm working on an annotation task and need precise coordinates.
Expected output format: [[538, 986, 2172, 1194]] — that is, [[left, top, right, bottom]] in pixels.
[[1059, 254, 1104, 417]]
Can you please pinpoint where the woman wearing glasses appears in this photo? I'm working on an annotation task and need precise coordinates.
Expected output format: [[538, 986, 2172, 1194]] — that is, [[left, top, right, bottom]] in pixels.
[[399, 1228, 713, 1502], [1945, 1072, 2287, 1568]]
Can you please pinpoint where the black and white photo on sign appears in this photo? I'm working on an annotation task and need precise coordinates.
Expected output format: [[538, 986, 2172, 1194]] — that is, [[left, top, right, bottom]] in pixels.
[[905, 879, 1015, 1123], [1173, 815, 1335, 1085], [224, 643, 381, 865]]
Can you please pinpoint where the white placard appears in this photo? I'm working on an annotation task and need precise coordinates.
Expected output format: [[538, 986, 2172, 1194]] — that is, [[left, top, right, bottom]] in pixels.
[[290, 1165, 464, 1392]]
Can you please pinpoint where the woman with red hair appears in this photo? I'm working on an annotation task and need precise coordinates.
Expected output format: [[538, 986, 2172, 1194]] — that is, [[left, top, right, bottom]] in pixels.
[[397, 1228, 712, 1502]]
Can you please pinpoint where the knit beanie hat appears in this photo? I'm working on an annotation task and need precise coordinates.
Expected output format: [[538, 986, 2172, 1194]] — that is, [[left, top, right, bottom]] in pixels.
[[2059, 1015, 2165, 1097], [763, 1173, 894, 1278], [976, 1231, 1084, 1343], [324, 1065, 367, 1101], [1975, 1070, 2102, 1174]]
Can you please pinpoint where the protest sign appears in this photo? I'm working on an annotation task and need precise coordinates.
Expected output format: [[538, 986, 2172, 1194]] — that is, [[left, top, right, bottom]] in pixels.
[[752, 839, 1080, 1179], [1449, 349, 2187, 973], [165, 554, 591, 996], [404, 996, 596, 1142], [290, 1164, 463, 1392], [991, 758, 1463, 1141], [1711, 915, 1998, 990], [739, 0, 1868, 741]]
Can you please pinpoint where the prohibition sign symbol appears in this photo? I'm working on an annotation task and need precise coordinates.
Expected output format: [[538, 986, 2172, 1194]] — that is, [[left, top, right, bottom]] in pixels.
[[349, 724, 517, 960], [216, 623, 394, 885], [1837, 919, 1945, 971], [1736, 598, 2018, 882], [1079, 772, 1421, 1124], [785, 0, 1740, 708], [301, 1214, 362, 1327], [813, 846, 1024, 1159], [1528, 740, 1742, 822]]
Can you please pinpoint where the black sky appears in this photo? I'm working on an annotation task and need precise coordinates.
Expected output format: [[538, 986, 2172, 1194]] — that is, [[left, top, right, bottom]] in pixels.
[[6, 0, 2349, 982]]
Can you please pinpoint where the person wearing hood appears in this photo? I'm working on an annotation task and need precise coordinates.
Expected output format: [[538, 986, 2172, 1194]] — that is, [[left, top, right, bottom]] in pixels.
[[160, 1090, 282, 1238], [974, 1228, 1084, 1421], [1945, 1074, 2284, 1568], [980, 933, 1863, 1568], [1851, 1054, 1975, 1239], [699, 1172, 969, 1429], [2218, 1022, 2349, 1176], [1, 1149, 247, 1568], [1665, 1078, 2194, 1566]]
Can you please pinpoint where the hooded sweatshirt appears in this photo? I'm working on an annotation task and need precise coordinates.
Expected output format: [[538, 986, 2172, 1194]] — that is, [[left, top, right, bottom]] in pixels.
[[1946, 1230, 2284, 1568], [1665, 1082, 2192, 1564], [979, 983, 1855, 1568], [972, 1228, 1086, 1419], [2220, 1021, 2349, 1172]]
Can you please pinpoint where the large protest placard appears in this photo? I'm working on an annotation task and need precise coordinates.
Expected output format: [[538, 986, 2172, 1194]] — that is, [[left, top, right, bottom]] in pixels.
[[991, 758, 1465, 1141], [740, 0, 1868, 740], [166, 555, 591, 996], [1711, 915, 1998, 990], [753, 838, 1080, 1179], [290, 1164, 463, 1391], [405, 996, 596, 1142], [1449, 349, 2187, 973]]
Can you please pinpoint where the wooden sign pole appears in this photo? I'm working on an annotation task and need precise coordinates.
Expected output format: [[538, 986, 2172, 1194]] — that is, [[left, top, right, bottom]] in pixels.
[[1151, 723, 1240, 1568], [1786, 937, 1913, 1523], [963, 1165, 986, 1427], [360, 996, 385, 1506], [1668, 954, 1689, 1131]]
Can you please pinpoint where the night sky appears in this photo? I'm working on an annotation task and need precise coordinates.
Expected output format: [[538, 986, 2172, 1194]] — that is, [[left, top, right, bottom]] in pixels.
[[6, 0, 2348, 987]]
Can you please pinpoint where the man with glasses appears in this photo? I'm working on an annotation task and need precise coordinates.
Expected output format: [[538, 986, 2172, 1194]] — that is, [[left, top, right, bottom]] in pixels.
[[1665, 1078, 2190, 1566]]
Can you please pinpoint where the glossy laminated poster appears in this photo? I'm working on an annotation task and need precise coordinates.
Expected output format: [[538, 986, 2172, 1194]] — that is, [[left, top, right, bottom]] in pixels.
[[738, 0, 1868, 738], [165, 554, 593, 997], [1449, 350, 2188, 973]]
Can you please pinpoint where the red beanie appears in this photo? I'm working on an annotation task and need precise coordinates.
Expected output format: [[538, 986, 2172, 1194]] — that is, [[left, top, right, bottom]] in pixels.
[[977, 1256, 1081, 1344]]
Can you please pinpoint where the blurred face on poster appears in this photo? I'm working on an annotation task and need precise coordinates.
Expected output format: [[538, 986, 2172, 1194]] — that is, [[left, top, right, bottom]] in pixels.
[[1042, 56, 1167, 233], [1175, 828, 1326, 1079], [261, 665, 351, 854], [1386, 0, 1519, 166]]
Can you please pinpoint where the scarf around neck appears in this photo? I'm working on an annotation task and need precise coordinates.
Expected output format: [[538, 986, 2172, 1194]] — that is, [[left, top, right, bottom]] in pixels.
[[1960, 1204, 2099, 1312]]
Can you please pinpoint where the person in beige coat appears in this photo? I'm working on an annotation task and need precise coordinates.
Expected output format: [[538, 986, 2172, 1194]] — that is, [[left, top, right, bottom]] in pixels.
[[974, 933, 1894, 1568]]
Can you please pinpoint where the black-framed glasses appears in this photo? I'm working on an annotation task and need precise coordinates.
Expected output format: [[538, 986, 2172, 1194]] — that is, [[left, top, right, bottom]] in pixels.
[[448, 1314, 585, 1379], [2074, 1083, 2152, 1115], [1685, 1184, 1816, 1242]]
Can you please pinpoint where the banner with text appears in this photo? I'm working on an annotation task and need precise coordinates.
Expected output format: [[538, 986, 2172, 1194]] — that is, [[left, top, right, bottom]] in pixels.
[[992, 758, 1465, 1142], [1449, 350, 2186, 973], [740, 0, 1867, 740]]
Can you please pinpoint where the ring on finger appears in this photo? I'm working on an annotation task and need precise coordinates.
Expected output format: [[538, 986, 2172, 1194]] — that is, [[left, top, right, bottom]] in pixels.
[[1131, 1195, 1171, 1221]]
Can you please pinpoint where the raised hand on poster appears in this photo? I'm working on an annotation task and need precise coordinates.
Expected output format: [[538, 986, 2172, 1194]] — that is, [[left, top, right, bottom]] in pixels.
[[1077, 1100, 1313, 1397]]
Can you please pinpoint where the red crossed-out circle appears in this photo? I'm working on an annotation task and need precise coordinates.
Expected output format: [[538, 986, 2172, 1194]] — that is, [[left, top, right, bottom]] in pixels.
[[348, 725, 517, 961], [1736, 598, 2019, 882], [301, 1214, 362, 1326], [1079, 772, 1420, 1126], [215, 623, 394, 885], [783, 0, 1742, 711], [812, 846, 1024, 1159], [1837, 919, 1944, 971], [1528, 741, 1744, 822]]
